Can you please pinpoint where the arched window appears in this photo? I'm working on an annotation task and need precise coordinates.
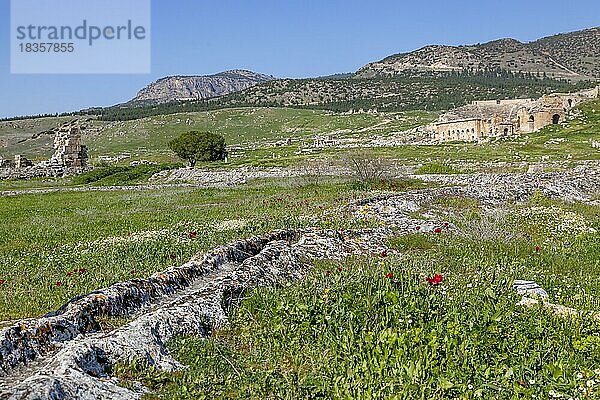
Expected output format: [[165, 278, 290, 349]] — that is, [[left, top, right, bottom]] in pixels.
[[529, 115, 535, 122], [552, 114, 560, 124]]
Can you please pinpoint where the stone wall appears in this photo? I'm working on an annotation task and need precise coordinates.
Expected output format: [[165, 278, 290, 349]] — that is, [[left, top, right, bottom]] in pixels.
[[0, 123, 89, 180]]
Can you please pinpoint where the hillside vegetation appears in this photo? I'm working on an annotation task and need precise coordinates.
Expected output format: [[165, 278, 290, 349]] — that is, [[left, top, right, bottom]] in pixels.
[[92, 71, 594, 121]]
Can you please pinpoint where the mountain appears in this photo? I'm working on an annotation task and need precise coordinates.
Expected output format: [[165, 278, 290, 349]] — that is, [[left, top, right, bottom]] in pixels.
[[356, 27, 600, 80], [130, 70, 275, 105]]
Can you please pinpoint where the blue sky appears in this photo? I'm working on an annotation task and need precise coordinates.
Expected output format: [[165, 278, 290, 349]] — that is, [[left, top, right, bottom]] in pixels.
[[1, 0, 599, 118]]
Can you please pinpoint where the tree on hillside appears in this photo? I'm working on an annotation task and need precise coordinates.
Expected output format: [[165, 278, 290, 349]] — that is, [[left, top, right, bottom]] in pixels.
[[168, 131, 227, 167]]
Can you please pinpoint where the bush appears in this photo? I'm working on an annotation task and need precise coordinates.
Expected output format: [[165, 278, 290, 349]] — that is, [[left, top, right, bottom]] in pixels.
[[168, 131, 227, 167], [343, 151, 390, 182]]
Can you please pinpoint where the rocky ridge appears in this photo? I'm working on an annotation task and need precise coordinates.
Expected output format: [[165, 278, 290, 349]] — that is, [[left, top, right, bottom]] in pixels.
[[130, 70, 275, 105]]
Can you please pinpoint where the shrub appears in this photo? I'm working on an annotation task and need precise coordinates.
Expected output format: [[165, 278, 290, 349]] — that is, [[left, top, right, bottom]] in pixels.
[[343, 151, 390, 182]]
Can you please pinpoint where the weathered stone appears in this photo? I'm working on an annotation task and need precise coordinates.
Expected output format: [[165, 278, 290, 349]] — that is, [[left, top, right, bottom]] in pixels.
[[0, 122, 89, 180]]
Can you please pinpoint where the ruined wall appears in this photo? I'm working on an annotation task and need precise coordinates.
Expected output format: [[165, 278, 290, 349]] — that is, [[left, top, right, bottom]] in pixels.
[[432, 88, 596, 141], [434, 119, 485, 141], [0, 123, 89, 180]]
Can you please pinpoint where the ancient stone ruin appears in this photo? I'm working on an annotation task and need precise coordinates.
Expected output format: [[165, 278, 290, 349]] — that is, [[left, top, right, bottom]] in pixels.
[[429, 86, 600, 142], [0, 122, 88, 180], [50, 125, 88, 168]]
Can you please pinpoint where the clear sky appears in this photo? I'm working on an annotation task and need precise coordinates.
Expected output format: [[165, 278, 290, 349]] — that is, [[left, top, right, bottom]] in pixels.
[[0, 0, 598, 118]]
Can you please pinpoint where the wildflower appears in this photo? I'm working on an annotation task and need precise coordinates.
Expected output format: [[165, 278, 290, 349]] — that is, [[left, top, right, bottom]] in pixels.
[[337, 266, 342, 273], [468, 384, 474, 390], [188, 231, 198, 239], [587, 380, 594, 387], [56, 281, 63, 287], [78, 268, 87, 274], [380, 250, 388, 258], [325, 270, 331, 277], [577, 373, 584, 379], [529, 379, 536, 385], [535, 246, 541, 252], [385, 272, 393, 279], [66, 272, 73, 277], [415, 226, 421, 231], [0, 279, 5, 285], [169, 254, 177, 261], [434, 227, 442, 234], [426, 274, 444, 285], [443, 222, 449, 228], [517, 379, 529, 388]]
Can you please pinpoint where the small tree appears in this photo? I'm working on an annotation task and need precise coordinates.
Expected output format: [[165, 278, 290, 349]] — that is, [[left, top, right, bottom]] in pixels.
[[168, 131, 227, 167]]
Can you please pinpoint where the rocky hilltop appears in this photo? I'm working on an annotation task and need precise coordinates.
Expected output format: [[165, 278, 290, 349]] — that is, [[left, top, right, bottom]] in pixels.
[[357, 27, 600, 80], [131, 70, 275, 105]]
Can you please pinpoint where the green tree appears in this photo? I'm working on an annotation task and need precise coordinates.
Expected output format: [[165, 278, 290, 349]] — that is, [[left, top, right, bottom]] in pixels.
[[168, 131, 227, 167]]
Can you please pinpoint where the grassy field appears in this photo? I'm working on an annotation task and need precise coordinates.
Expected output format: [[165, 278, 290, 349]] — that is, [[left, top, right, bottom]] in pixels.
[[116, 195, 600, 399], [0, 178, 434, 320], [1, 99, 600, 397], [0, 108, 436, 165], [91, 98, 600, 168], [1, 99, 598, 174]]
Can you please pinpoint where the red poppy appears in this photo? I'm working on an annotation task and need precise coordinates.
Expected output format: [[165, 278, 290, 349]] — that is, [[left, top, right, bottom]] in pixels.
[[385, 272, 393, 279], [56, 281, 63, 287], [169, 254, 177, 261], [434, 227, 442, 234], [443, 222, 449, 228], [426, 274, 444, 285], [337, 266, 343, 273], [535, 246, 541, 252], [66, 272, 73, 277], [0, 279, 5, 285], [415, 226, 421, 231], [188, 231, 198, 239], [380, 250, 388, 258], [78, 268, 87, 274]]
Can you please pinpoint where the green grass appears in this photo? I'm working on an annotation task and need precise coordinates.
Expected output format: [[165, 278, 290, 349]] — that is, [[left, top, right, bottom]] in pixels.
[[72, 163, 182, 186], [416, 162, 464, 175], [87, 108, 435, 165], [116, 199, 600, 399], [0, 178, 430, 320]]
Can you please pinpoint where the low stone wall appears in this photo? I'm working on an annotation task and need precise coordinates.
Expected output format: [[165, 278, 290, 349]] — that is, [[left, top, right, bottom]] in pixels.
[[0, 164, 88, 180]]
